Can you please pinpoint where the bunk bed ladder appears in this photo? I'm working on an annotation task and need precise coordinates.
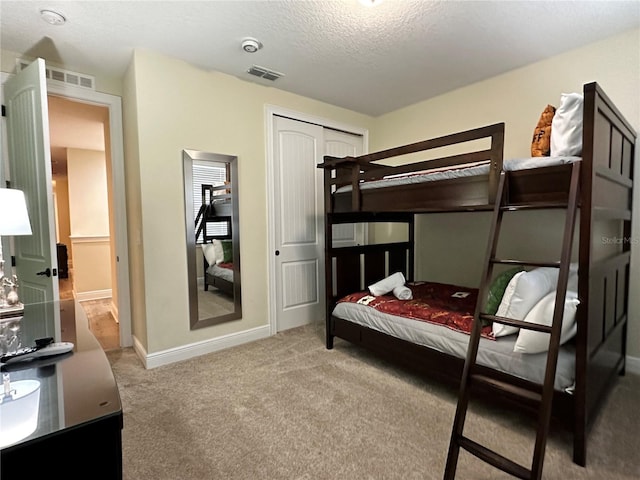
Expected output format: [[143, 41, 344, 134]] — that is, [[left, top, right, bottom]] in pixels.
[[443, 161, 581, 480]]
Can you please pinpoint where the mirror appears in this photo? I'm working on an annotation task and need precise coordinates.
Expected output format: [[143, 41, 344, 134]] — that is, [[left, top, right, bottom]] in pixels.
[[183, 149, 241, 329]]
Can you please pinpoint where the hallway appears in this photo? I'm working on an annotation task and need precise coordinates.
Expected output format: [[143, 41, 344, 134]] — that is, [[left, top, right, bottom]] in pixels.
[[59, 270, 120, 351]]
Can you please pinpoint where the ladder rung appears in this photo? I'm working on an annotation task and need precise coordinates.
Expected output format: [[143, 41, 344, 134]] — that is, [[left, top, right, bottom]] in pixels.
[[501, 202, 568, 211], [490, 259, 561, 268], [480, 314, 553, 333], [470, 374, 542, 404], [457, 435, 532, 480]]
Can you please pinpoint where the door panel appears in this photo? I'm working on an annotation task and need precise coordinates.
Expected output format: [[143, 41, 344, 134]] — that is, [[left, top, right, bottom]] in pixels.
[[4, 58, 59, 335], [273, 117, 364, 332], [274, 117, 324, 331], [323, 129, 365, 247]]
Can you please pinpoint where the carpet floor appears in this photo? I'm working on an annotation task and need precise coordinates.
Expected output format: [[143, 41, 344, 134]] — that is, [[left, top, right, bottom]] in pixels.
[[107, 323, 640, 480]]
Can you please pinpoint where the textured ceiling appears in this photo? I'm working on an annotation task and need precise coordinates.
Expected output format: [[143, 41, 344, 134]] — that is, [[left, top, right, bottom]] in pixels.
[[1, 1, 639, 116]]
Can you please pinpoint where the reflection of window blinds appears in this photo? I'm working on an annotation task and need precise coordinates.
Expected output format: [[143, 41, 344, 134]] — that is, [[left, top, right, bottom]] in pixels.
[[193, 162, 228, 243]]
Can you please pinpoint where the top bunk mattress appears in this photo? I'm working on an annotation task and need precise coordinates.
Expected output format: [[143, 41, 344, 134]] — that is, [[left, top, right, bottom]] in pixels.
[[334, 156, 581, 193]]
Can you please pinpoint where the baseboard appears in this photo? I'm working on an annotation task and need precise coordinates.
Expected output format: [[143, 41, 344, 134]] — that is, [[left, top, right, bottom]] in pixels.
[[138, 325, 272, 369], [110, 301, 119, 323], [626, 355, 640, 375], [76, 289, 112, 302], [131, 335, 147, 366]]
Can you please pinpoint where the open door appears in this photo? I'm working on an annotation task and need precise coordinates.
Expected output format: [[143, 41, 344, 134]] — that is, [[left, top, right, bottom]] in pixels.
[[4, 58, 59, 338]]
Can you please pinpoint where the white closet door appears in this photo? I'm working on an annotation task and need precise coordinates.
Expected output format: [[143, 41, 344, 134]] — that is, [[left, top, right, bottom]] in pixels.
[[273, 116, 325, 331], [323, 128, 365, 248], [272, 116, 364, 332]]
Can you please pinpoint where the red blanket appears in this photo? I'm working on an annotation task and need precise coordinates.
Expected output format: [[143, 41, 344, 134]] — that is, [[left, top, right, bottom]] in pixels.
[[337, 281, 494, 339]]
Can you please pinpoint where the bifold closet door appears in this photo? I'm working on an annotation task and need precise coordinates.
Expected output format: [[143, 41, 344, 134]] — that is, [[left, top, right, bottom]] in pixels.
[[272, 117, 363, 331]]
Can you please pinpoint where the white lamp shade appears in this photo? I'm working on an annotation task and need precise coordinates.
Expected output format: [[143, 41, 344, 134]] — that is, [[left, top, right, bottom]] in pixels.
[[0, 189, 32, 236]]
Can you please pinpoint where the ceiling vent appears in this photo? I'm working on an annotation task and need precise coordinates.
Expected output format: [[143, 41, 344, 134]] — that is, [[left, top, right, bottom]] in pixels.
[[247, 65, 284, 82], [16, 59, 95, 90]]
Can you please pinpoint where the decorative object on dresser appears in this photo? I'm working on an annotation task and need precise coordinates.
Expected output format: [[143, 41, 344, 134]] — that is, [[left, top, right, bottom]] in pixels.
[[0, 188, 32, 321]]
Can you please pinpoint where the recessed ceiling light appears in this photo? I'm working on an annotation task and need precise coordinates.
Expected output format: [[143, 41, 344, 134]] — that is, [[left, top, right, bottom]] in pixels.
[[359, 0, 384, 6], [40, 9, 66, 25]]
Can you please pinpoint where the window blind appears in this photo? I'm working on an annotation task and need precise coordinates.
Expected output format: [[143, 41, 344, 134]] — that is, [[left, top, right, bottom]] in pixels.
[[193, 161, 228, 243]]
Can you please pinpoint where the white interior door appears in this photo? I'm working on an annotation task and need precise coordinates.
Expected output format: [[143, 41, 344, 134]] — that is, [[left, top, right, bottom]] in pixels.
[[272, 116, 364, 332], [273, 117, 325, 331], [323, 128, 365, 248], [4, 58, 59, 337]]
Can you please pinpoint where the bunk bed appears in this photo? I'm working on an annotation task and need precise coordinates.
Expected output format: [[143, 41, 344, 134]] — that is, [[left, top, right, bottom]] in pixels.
[[318, 82, 636, 467], [196, 184, 235, 297]]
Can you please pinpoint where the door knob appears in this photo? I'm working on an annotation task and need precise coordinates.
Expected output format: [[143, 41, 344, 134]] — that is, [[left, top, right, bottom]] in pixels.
[[275, 250, 280, 256], [36, 268, 51, 277]]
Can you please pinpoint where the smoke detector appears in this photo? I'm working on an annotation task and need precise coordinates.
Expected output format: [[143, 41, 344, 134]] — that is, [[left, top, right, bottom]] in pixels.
[[40, 9, 66, 25], [241, 38, 262, 53]]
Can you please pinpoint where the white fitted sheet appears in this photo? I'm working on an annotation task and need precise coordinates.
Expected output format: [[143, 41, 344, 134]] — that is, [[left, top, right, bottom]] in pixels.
[[335, 156, 581, 193], [332, 301, 575, 391], [207, 264, 233, 282]]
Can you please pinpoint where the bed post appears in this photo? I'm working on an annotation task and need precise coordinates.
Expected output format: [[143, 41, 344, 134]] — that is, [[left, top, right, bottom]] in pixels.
[[323, 166, 335, 349], [488, 123, 505, 204], [575, 81, 637, 466]]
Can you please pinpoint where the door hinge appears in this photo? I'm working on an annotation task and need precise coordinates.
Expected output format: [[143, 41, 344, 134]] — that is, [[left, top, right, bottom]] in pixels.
[[11, 256, 15, 267], [1, 105, 5, 117]]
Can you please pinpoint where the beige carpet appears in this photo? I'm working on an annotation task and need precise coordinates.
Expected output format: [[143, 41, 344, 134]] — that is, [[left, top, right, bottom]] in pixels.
[[107, 323, 640, 480]]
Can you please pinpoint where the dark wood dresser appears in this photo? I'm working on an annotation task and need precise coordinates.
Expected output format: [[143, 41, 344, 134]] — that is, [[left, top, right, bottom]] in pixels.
[[1, 300, 123, 479]]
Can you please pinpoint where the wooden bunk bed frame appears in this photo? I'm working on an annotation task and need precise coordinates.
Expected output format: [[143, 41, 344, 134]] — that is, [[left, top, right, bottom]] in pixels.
[[318, 82, 636, 466]]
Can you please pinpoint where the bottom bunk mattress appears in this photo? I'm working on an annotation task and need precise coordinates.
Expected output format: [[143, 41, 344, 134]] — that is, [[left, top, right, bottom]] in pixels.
[[207, 262, 234, 283], [332, 281, 575, 392]]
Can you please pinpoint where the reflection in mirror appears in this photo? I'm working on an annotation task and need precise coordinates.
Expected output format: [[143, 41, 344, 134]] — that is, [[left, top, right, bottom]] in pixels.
[[183, 150, 241, 329]]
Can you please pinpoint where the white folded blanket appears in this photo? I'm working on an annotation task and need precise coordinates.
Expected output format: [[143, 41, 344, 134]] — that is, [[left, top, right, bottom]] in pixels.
[[368, 272, 406, 296], [393, 285, 413, 300]]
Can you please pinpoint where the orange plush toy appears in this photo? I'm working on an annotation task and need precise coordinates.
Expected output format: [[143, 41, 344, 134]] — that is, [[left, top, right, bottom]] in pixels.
[[531, 104, 556, 156]]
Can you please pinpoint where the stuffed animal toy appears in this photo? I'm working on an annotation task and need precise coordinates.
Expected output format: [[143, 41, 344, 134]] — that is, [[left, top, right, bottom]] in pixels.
[[531, 104, 556, 156]]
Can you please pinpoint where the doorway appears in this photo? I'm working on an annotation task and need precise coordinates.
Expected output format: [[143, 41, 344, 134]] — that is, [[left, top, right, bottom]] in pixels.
[[49, 94, 119, 350], [1, 65, 132, 349]]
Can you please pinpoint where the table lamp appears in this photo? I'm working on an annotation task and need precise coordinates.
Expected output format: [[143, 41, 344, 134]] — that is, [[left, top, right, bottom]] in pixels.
[[0, 188, 32, 316]]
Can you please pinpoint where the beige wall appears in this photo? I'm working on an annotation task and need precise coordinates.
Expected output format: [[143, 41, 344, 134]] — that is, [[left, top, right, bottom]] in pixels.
[[125, 49, 374, 353], [67, 148, 110, 235], [67, 148, 112, 296], [53, 174, 71, 260], [371, 28, 640, 356], [72, 239, 111, 295]]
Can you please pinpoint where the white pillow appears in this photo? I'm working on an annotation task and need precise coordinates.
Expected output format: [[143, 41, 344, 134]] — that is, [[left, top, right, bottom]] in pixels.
[[513, 291, 579, 354], [202, 243, 217, 266], [492, 267, 559, 337], [211, 239, 224, 264], [550, 93, 584, 157], [493, 271, 524, 337]]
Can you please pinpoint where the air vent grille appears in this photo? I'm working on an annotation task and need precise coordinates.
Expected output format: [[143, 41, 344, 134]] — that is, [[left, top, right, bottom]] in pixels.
[[247, 65, 284, 81], [16, 59, 96, 90]]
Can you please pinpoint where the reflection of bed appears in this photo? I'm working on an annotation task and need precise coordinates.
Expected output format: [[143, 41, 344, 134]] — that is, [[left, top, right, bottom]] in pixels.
[[196, 183, 235, 298], [204, 261, 233, 297], [318, 82, 636, 467]]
